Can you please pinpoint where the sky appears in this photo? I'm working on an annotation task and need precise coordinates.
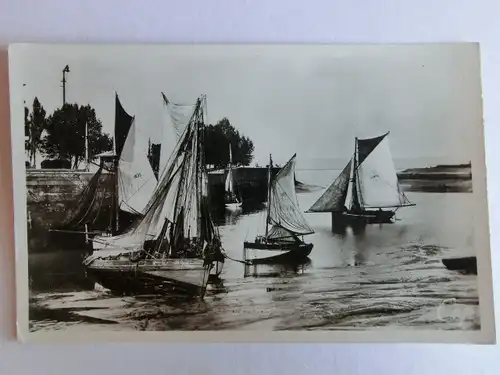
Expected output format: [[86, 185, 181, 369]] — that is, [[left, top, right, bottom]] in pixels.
[[11, 43, 483, 169]]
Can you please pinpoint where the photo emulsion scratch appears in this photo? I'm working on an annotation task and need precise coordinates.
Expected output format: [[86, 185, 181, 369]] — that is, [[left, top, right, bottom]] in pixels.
[[8, 43, 495, 343]]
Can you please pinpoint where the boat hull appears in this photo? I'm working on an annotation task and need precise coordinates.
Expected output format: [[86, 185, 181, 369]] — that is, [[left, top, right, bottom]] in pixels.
[[243, 242, 313, 265], [225, 202, 242, 211], [442, 256, 477, 275], [84, 256, 212, 297], [332, 210, 395, 227]]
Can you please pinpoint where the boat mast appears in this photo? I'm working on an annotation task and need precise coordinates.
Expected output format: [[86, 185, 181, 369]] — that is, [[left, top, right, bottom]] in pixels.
[[265, 153, 272, 239], [113, 154, 120, 234], [352, 136, 362, 211], [227, 142, 232, 195], [84, 121, 89, 172], [196, 96, 204, 239]]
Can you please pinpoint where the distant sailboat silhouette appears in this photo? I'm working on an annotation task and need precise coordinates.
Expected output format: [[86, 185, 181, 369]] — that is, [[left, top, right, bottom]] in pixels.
[[224, 143, 242, 211]]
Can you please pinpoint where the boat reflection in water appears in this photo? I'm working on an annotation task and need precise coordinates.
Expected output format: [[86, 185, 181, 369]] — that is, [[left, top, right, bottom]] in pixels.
[[243, 258, 312, 278]]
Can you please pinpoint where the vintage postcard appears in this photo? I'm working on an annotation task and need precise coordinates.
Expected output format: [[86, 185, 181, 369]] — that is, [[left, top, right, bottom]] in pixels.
[[8, 43, 495, 343]]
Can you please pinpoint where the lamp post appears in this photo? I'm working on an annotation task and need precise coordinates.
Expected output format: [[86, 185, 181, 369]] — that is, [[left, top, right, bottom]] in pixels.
[[62, 65, 70, 104]]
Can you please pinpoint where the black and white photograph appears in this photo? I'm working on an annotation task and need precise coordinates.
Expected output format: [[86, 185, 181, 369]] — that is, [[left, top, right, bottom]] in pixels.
[[8, 43, 495, 343]]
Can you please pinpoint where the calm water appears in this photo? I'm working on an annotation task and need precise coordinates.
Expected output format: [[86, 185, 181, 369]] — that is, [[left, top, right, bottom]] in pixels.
[[28, 171, 480, 332]]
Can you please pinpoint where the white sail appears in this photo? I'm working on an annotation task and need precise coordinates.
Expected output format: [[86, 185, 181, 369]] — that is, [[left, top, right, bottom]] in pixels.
[[344, 158, 355, 211], [159, 97, 197, 178], [117, 118, 158, 215], [356, 134, 407, 208], [225, 143, 234, 193], [93, 96, 212, 255], [225, 168, 234, 193], [268, 154, 314, 237]]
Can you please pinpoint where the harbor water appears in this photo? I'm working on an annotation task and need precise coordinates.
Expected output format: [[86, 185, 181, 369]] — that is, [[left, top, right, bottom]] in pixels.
[[28, 170, 480, 332]]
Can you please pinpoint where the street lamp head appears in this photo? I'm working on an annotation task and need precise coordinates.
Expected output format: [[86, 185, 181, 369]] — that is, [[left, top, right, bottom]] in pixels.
[[63, 65, 70, 73]]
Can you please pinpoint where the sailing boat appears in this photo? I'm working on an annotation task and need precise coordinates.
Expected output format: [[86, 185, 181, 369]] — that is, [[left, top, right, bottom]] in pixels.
[[243, 154, 314, 264], [49, 94, 152, 247], [83, 95, 225, 298], [91, 114, 158, 250], [307, 131, 415, 226], [158, 93, 224, 278], [224, 143, 242, 211]]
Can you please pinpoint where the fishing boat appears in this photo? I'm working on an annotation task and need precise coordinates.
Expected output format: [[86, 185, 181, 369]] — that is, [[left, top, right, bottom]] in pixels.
[[91, 95, 158, 249], [243, 154, 314, 264], [84, 95, 225, 298], [92, 93, 199, 251], [160, 93, 225, 278], [224, 143, 242, 211], [50, 94, 156, 248], [307, 131, 415, 227]]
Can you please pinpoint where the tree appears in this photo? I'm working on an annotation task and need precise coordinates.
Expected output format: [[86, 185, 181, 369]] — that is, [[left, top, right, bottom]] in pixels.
[[144, 117, 254, 172], [25, 97, 48, 167], [203, 118, 254, 169], [42, 103, 113, 169]]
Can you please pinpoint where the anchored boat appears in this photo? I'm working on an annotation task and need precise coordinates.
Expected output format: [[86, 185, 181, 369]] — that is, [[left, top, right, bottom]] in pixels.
[[84, 95, 225, 298], [243, 154, 314, 264], [307, 131, 415, 227], [50, 93, 157, 248]]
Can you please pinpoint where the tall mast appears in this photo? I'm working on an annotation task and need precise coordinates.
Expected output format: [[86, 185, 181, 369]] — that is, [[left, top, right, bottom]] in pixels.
[[112, 155, 120, 234], [352, 137, 361, 211], [196, 96, 204, 239], [265, 153, 272, 239], [84, 121, 89, 171], [227, 142, 233, 194]]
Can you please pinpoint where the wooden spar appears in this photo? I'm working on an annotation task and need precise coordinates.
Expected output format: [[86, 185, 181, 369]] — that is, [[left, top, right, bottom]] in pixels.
[[49, 229, 103, 235], [113, 155, 120, 234], [84, 121, 89, 172], [264, 153, 272, 240], [196, 102, 203, 239], [353, 136, 361, 211]]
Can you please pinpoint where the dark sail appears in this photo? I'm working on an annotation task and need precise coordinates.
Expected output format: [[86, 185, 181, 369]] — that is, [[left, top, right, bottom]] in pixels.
[[307, 159, 352, 212], [114, 93, 134, 158], [357, 132, 388, 166]]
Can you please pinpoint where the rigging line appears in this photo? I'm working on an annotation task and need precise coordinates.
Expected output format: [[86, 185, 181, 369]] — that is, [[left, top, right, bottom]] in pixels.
[[221, 250, 252, 265], [89, 179, 108, 225], [73, 174, 103, 227]]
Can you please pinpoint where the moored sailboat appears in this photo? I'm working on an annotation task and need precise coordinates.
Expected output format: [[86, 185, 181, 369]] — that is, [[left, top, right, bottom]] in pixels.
[[91, 96, 158, 249], [49, 94, 154, 248], [224, 143, 242, 211], [83, 95, 225, 298], [307, 131, 415, 227], [243, 154, 314, 264]]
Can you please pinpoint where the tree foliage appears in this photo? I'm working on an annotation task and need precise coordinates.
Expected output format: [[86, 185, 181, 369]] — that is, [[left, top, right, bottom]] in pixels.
[[203, 118, 254, 169], [42, 103, 113, 169], [146, 117, 254, 172], [25, 97, 47, 167]]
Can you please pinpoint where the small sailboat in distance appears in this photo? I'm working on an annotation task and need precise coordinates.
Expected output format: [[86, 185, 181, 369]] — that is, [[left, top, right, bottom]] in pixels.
[[243, 153, 314, 264], [224, 143, 242, 211], [307, 131, 415, 227]]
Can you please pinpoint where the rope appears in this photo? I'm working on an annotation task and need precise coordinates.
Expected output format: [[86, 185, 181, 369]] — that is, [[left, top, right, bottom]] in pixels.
[[222, 251, 252, 265]]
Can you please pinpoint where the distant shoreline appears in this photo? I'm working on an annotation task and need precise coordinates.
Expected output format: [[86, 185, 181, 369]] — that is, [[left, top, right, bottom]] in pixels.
[[397, 163, 472, 193]]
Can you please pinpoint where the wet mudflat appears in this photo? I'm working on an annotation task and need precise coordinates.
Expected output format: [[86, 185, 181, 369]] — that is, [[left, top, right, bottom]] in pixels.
[[28, 176, 480, 332]]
